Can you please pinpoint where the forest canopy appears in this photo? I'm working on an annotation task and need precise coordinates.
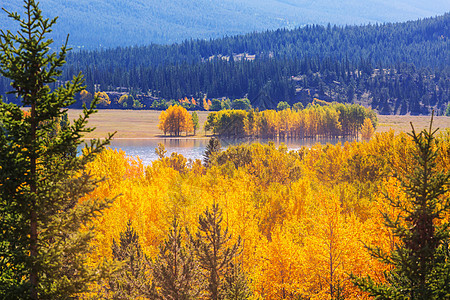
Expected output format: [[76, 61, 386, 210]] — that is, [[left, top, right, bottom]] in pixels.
[[82, 127, 450, 299]]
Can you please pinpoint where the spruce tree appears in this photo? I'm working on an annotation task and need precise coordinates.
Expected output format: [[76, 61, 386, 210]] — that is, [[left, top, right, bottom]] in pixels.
[[203, 137, 221, 167], [223, 261, 252, 300], [152, 218, 200, 300], [191, 204, 241, 300], [107, 220, 154, 299], [0, 1, 113, 298], [353, 115, 450, 299]]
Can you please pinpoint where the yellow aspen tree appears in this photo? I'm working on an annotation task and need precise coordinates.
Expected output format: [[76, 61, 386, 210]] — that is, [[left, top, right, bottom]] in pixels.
[[300, 190, 370, 299], [360, 118, 375, 141], [158, 105, 194, 136], [94, 91, 111, 107], [260, 229, 304, 299], [80, 89, 93, 106]]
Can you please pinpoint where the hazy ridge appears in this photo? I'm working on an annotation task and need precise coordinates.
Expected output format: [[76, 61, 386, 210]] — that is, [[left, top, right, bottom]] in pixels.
[[1, 0, 449, 48]]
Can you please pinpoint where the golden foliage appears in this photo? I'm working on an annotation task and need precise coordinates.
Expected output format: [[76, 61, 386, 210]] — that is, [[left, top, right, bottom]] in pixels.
[[81, 130, 450, 299], [360, 118, 375, 141], [158, 105, 194, 136], [207, 103, 376, 138], [80, 89, 93, 106], [94, 91, 111, 107]]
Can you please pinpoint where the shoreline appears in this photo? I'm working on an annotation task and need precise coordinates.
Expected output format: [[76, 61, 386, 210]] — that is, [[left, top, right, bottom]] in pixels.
[[69, 109, 450, 139]]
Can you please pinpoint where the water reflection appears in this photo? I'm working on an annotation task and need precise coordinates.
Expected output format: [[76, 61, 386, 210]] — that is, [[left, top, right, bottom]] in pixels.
[[101, 137, 353, 165]]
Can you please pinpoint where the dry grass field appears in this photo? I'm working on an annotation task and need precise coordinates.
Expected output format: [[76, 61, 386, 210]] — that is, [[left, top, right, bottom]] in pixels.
[[67, 109, 210, 139], [376, 115, 450, 134], [68, 109, 450, 139]]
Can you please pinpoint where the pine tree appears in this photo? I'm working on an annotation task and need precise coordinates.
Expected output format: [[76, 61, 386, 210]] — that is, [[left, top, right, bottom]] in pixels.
[[191, 204, 241, 300], [203, 137, 221, 167], [0, 1, 113, 298], [107, 220, 154, 299], [223, 261, 252, 300], [353, 115, 450, 299], [152, 218, 201, 300], [191, 111, 200, 135]]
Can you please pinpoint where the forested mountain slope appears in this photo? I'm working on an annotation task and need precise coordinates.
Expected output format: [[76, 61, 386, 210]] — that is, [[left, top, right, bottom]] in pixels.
[[1, 0, 449, 48], [1, 11, 448, 114]]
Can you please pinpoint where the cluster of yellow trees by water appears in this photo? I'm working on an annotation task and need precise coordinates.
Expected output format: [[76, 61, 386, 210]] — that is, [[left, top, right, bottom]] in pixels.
[[158, 102, 377, 139], [205, 103, 376, 138], [81, 129, 450, 299]]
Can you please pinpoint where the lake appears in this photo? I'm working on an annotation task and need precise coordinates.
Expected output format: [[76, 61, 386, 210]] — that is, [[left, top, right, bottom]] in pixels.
[[102, 137, 353, 165]]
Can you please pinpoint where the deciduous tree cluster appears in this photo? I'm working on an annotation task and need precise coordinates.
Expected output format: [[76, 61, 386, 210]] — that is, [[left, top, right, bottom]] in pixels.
[[81, 128, 450, 299], [205, 103, 377, 138], [158, 105, 194, 136]]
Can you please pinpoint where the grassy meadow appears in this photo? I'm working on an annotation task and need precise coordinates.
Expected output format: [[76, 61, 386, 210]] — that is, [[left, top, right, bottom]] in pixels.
[[67, 109, 210, 139], [376, 115, 450, 134], [68, 109, 450, 139]]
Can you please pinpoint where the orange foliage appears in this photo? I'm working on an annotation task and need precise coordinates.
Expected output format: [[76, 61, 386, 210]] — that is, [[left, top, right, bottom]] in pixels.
[[80, 129, 450, 299], [158, 105, 194, 136], [202, 97, 211, 110]]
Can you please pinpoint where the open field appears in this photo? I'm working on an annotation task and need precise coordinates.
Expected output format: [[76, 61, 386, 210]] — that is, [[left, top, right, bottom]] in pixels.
[[376, 115, 450, 134], [67, 109, 210, 139], [68, 109, 450, 139]]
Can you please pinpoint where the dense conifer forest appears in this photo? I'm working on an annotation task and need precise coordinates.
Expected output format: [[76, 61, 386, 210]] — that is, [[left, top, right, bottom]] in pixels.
[[1, 13, 449, 114]]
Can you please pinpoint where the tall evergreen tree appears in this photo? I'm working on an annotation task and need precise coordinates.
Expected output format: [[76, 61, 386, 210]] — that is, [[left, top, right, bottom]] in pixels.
[[353, 115, 450, 299], [203, 137, 221, 167], [0, 1, 113, 298], [190, 204, 241, 300], [107, 220, 154, 299], [223, 261, 252, 300], [152, 218, 201, 300]]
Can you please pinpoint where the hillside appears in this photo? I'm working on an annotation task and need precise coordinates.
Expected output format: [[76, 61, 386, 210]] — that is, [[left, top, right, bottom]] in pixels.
[[45, 14, 448, 115], [0, 6, 449, 115], [1, 0, 449, 48]]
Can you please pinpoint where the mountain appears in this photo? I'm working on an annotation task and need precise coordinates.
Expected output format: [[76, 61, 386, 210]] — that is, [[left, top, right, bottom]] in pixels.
[[1, 0, 449, 49], [37, 14, 445, 115]]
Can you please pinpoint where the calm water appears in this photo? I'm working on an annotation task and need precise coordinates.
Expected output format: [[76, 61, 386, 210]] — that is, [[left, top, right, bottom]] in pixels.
[[102, 137, 352, 165]]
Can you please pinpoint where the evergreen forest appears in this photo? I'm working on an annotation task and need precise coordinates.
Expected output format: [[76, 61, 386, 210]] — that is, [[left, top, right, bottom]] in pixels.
[[1, 13, 449, 114]]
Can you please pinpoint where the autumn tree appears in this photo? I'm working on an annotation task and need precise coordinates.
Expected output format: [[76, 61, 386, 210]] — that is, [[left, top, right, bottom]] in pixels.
[[118, 94, 134, 109], [155, 142, 167, 159], [80, 89, 93, 107], [95, 91, 111, 107], [360, 118, 375, 141], [353, 117, 450, 299], [0, 1, 113, 298], [158, 105, 194, 136]]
